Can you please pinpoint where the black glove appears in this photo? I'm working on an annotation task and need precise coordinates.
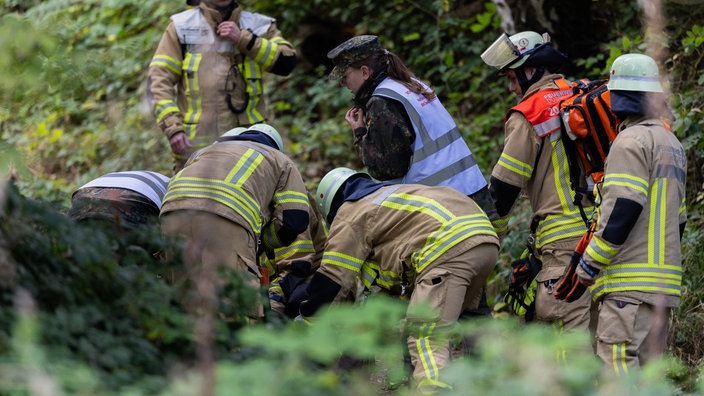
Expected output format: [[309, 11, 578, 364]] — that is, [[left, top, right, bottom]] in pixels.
[[553, 253, 587, 302]]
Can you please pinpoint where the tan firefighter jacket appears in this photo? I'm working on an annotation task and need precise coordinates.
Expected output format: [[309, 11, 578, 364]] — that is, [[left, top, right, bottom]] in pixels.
[[492, 75, 594, 277], [316, 184, 500, 301], [148, 3, 297, 154], [160, 139, 309, 251], [581, 117, 687, 306]]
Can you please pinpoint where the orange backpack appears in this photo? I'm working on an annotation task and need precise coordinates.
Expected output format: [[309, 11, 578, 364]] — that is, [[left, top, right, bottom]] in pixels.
[[559, 79, 620, 186]]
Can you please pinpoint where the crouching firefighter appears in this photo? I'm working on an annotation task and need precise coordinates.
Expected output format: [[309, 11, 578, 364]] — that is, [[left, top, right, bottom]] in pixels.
[[299, 167, 499, 394]]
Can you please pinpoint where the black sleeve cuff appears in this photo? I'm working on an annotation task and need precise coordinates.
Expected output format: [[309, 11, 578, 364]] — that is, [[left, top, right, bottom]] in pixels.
[[489, 176, 521, 217], [278, 209, 310, 246], [602, 197, 643, 245]]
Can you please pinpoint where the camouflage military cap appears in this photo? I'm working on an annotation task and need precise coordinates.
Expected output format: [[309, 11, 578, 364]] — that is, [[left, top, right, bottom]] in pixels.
[[327, 35, 383, 79]]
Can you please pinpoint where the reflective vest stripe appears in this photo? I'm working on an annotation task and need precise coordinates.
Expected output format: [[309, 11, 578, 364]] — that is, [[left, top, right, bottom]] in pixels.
[[183, 52, 203, 140], [536, 209, 591, 248], [150, 54, 182, 74], [532, 115, 562, 137], [379, 192, 496, 272], [509, 77, 573, 137], [80, 171, 170, 209], [374, 80, 486, 195], [155, 100, 181, 123]]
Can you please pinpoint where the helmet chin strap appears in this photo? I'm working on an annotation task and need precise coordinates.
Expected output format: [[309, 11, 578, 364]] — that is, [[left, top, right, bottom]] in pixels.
[[516, 67, 545, 95]]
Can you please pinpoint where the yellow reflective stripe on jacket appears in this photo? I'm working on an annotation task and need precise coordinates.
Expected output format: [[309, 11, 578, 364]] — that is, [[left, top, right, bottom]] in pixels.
[[533, 137, 588, 248], [260, 221, 281, 249], [591, 262, 682, 299], [253, 37, 279, 69], [226, 148, 264, 187], [150, 54, 182, 75], [649, 178, 669, 265], [603, 172, 649, 197], [381, 192, 454, 222], [585, 235, 618, 266], [379, 193, 495, 272], [274, 239, 315, 262], [550, 139, 576, 214], [155, 99, 180, 123], [413, 214, 495, 272], [163, 148, 264, 232], [163, 176, 262, 232], [496, 152, 533, 178], [359, 261, 402, 289], [535, 209, 591, 248], [492, 216, 509, 236], [240, 58, 265, 124], [273, 190, 309, 207], [259, 255, 277, 274], [182, 52, 203, 140], [322, 251, 365, 273], [360, 262, 377, 288]]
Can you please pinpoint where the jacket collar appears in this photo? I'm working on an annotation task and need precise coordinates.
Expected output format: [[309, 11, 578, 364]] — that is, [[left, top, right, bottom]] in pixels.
[[353, 71, 388, 107], [199, 1, 240, 25]]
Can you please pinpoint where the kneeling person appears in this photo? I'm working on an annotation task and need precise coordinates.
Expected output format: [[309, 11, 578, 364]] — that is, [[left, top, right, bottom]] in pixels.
[[300, 168, 499, 392], [160, 124, 310, 322]]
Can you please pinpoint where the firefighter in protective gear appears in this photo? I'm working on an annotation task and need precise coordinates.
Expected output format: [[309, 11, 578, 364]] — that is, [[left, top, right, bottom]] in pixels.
[[300, 168, 499, 393], [148, 0, 297, 174], [564, 53, 687, 375], [160, 123, 310, 322], [481, 31, 595, 331]]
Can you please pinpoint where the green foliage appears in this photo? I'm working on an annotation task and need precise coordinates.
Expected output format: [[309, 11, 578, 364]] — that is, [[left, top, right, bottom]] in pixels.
[[0, 183, 188, 391]]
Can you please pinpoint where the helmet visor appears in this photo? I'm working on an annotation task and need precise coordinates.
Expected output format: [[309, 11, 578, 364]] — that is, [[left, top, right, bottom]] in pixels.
[[481, 33, 521, 71]]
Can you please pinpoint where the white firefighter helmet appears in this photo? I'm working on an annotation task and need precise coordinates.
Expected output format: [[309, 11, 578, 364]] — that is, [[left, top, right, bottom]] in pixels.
[[481, 31, 546, 71], [607, 53, 664, 93], [315, 167, 361, 221], [220, 126, 248, 138], [246, 123, 284, 151]]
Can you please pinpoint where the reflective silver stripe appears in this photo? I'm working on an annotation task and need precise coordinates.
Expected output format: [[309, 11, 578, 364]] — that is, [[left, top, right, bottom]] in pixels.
[[655, 164, 686, 182]]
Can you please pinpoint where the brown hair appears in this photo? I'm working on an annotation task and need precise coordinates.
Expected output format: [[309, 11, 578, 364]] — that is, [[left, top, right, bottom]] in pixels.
[[351, 51, 436, 101]]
